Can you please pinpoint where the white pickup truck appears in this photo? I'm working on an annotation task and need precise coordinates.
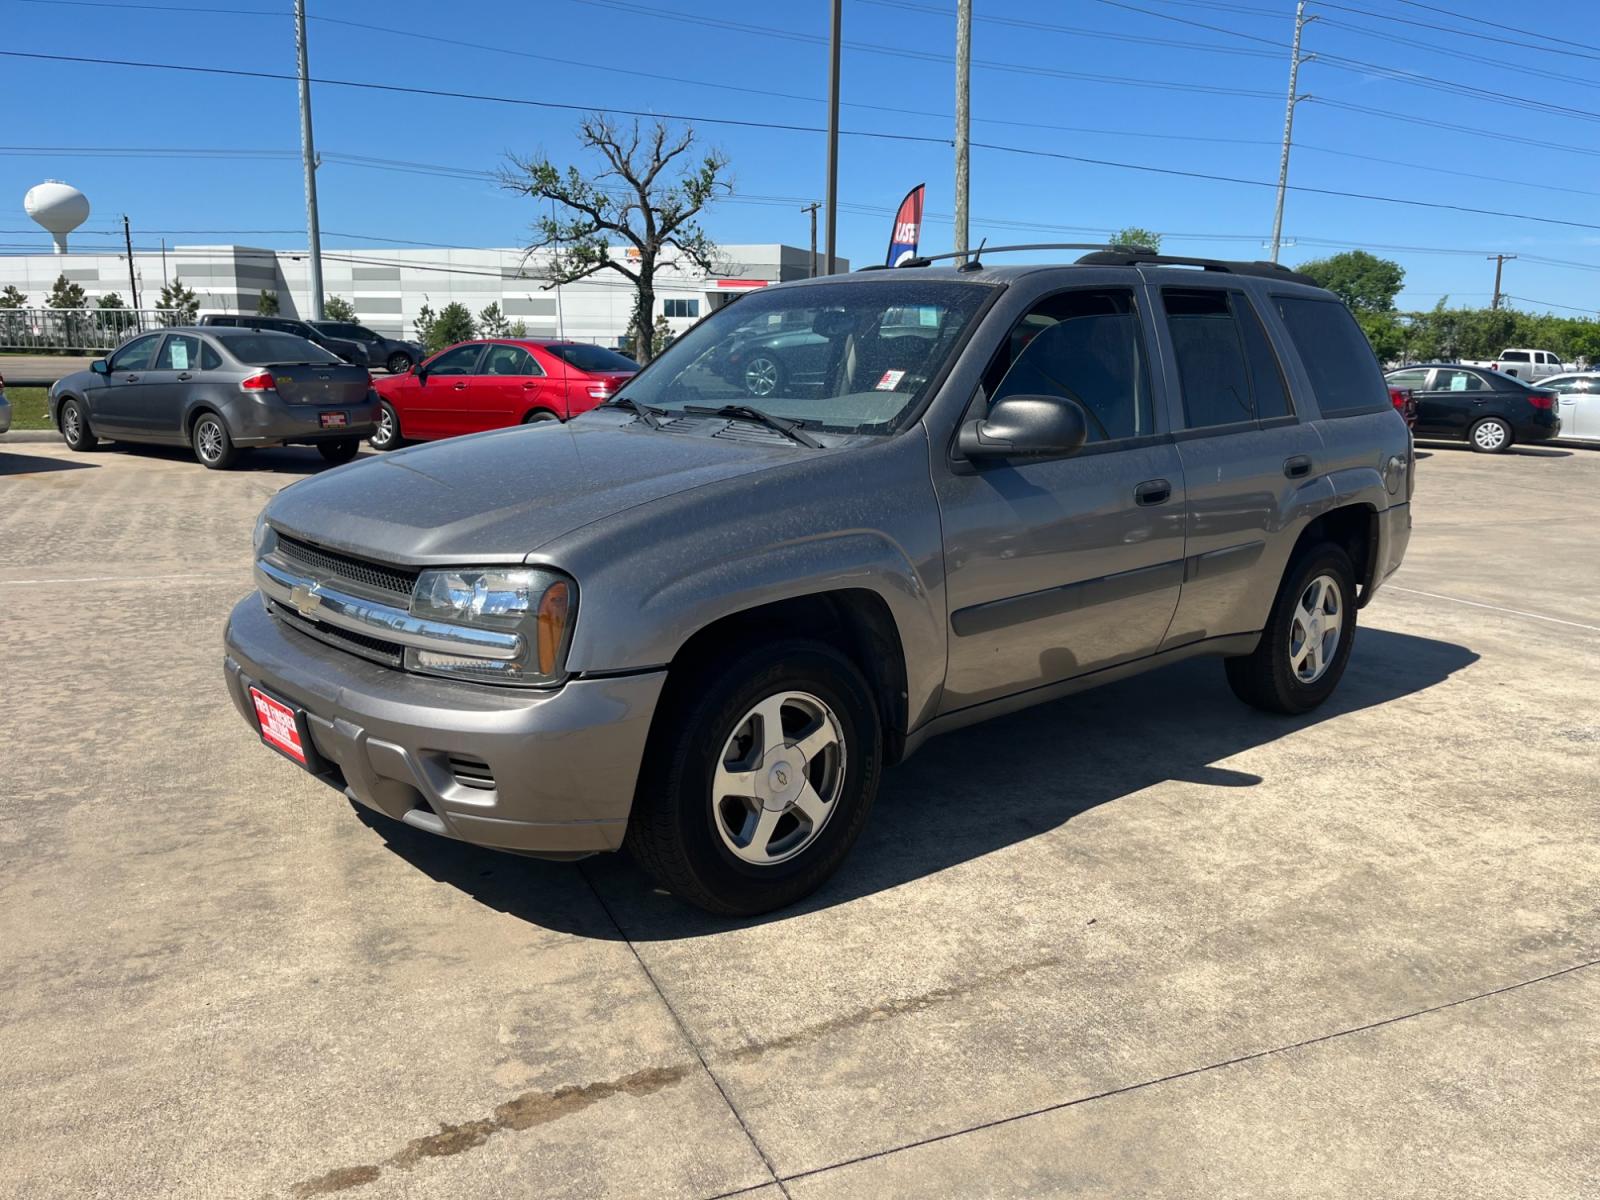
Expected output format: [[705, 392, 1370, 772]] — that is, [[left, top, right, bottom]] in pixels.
[[1461, 348, 1568, 381]]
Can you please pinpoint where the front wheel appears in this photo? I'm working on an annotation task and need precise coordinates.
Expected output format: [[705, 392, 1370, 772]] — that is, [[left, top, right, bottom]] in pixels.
[[1470, 416, 1512, 454], [1225, 543, 1358, 715], [625, 640, 882, 915], [386, 351, 414, 375], [317, 437, 361, 465], [191, 412, 237, 470], [742, 354, 784, 398], [370, 401, 402, 451], [60, 398, 99, 451]]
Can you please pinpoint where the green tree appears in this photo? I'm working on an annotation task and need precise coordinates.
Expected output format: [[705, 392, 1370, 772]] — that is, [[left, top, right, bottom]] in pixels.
[[508, 318, 528, 338], [1295, 251, 1404, 314], [430, 302, 477, 351], [651, 313, 674, 356], [323, 295, 357, 322], [478, 301, 510, 338], [503, 115, 729, 364], [96, 292, 125, 309], [1355, 311, 1405, 365], [157, 280, 199, 324], [0, 285, 27, 308], [1111, 226, 1161, 253], [256, 289, 280, 315], [46, 274, 88, 309]]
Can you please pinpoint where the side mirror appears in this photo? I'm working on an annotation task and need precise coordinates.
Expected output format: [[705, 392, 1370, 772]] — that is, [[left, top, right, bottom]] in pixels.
[[957, 393, 1089, 460], [91, 359, 109, 375]]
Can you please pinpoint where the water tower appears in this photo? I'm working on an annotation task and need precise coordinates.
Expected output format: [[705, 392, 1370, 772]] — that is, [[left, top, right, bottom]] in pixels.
[[24, 180, 90, 255]]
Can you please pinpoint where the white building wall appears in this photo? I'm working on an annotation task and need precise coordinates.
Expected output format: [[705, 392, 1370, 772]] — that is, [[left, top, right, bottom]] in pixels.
[[0, 243, 842, 346]]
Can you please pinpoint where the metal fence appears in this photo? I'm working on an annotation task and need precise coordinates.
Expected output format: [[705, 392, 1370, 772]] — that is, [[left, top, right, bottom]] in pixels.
[[0, 307, 182, 352]]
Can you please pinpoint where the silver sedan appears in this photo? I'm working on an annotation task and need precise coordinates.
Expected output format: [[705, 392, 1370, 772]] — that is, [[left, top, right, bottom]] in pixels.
[[1538, 373, 1600, 443]]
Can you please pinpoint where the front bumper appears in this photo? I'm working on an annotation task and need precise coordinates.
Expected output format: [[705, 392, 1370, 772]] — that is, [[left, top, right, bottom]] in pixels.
[[223, 595, 666, 857], [231, 397, 381, 447]]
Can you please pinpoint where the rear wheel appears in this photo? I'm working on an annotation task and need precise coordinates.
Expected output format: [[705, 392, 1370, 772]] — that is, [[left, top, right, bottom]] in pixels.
[[191, 412, 237, 469], [522, 409, 557, 424], [743, 354, 783, 398], [60, 398, 98, 451], [318, 437, 361, 465], [1470, 416, 1512, 454], [625, 640, 882, 915], [1225, 543, 1357, 715], [370, 402, 402, 451], [386, 351, 414, 375]]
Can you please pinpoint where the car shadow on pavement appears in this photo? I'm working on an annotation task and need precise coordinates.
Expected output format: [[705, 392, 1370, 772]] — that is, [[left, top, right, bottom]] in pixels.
[[0, 451, 99, 475], [1414, 441, 1571, 458], [109, 442, 370, 476], [355, 627, 1479, 939]]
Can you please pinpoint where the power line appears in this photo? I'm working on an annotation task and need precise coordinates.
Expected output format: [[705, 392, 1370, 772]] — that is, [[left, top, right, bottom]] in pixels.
[[1392, 0, 1600, 55], [1307, 0, 1600, 65]]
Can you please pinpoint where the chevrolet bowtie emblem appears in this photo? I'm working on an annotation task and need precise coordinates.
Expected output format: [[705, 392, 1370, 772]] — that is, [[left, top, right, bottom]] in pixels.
[[290, 581, 323, 619]]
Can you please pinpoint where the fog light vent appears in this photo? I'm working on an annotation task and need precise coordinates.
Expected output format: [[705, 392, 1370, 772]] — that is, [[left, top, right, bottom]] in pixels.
[[447, 755, 496, 791]]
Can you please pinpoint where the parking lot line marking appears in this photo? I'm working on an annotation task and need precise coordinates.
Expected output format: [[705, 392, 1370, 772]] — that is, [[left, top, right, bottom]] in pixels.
[[1388, 586, 1600, 633], [0, 572, 245, 586]]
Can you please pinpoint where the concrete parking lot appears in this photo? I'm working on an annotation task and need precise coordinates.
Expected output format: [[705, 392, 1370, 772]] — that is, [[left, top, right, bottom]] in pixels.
[[1, 435, 1596, 1199]]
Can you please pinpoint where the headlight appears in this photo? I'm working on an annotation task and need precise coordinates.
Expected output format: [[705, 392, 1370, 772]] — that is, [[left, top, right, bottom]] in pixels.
[[253, 511, 276, 554], [407, 566, 574, 686]]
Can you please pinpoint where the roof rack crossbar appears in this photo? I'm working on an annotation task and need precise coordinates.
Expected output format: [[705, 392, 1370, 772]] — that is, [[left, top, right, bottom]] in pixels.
[[883, 242, 1143, 269], [1073, 250, 1317, 286]]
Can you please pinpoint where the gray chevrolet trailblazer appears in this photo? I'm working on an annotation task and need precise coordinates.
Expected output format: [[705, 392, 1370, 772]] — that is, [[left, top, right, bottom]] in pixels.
[[223, 248, 1413, 914]]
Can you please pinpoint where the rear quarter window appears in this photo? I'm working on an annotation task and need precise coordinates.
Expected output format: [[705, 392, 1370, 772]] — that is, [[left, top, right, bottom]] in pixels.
[[1272, 295, 1389, 418]]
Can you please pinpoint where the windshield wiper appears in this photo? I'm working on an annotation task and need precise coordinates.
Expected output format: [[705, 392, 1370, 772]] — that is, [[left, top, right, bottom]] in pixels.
[[683, 404, 821, 448], [602, 395, 665, 430]]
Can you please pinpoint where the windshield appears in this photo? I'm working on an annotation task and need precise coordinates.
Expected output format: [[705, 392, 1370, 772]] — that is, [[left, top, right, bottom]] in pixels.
[[620, 279, 994, 433], [223, 332, 343, 366], [548, 343, 639, 373]]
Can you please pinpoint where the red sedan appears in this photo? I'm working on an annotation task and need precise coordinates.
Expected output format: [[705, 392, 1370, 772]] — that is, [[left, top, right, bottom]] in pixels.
[[369, 339, 638, 450]]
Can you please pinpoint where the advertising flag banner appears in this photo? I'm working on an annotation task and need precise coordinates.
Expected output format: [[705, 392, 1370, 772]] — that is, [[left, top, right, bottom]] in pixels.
[[886, 183, 926, 267]]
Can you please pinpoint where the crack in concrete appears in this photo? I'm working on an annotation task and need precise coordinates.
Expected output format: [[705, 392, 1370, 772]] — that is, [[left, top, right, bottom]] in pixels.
[[288, 1064, 691, 1196]]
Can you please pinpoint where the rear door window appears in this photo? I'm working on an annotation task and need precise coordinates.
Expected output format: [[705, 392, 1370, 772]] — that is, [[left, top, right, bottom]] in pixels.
[[1161, 289, 1253, 429], [1434, 370, 1488, 393], [1272, 295, 1389, 417], [1385, 368, 1430, 390], [481, 344, 542, 376], [1501, 351, 1530, 363], [155, 334, 201, 371]]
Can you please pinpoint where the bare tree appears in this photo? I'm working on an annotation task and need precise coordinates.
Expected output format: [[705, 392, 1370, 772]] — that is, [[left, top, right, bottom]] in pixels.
[[503, 115, 730, 363]]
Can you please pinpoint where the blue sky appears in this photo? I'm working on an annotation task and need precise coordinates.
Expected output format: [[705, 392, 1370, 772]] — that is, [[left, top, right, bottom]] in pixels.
[[5, 0, 1600, 315]]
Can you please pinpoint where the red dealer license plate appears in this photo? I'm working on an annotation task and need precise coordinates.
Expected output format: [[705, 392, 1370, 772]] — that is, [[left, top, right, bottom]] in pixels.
[[319, 411, 348, 428], [250, 686, 309, 765]]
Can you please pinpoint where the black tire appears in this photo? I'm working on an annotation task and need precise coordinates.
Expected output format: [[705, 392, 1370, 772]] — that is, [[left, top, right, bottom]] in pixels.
[[522, 409, 557, 424], [386, 351, 414, 375], [59, 397, 98, 451], [191, 412, 238, 470], [741, 352, 784, 399], [1224, 543, 1358, 716], [1469, 416, 1513, 454], [625, 640, 883, 916], [370, 401, 403, 451], [318, 437, 361, 465]]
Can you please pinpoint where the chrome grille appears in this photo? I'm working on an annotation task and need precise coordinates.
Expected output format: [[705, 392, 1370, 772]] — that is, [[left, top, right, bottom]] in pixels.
[[269, 600, 404, 667], [275, 533, 418, 599]]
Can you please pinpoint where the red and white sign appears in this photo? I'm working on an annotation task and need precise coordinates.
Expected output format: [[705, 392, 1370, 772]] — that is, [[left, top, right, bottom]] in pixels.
[[716, 279, 769, 289], [875, 369, 907, 391], [250, 687, 307, 764]]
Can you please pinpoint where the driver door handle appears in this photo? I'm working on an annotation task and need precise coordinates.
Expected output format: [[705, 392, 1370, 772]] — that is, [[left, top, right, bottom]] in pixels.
[[176, 372, 192, 381], [453, 382, 468, 390], [1135, 479, 1172, 506], [123, 373, 139, 382]]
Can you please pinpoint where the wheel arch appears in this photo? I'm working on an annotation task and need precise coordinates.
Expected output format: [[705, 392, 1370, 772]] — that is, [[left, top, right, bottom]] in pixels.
[[1289, 502, 1378, 608], [655, 589, 912, 765]]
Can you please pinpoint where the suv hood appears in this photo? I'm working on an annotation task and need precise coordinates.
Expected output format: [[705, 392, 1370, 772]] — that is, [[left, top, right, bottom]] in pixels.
[[264, 412, 825, 564]]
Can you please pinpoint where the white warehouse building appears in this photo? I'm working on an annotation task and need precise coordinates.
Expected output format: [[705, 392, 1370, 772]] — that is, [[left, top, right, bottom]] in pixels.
[[0, 242, 841, 346]]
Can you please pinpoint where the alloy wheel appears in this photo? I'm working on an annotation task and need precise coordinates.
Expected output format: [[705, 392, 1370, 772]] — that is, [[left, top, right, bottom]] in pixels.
[[1473, 420, 1508, 451], [711, 690, 846, 866], [743, 356, 779, 397], [196, 418, 225, 463], [62, 404, 81, 443], [1289, 573, 1342, 684]]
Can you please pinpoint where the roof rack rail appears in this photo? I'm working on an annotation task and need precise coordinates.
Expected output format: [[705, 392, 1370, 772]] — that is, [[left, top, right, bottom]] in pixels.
[[1073, 250, 1318, 287], [879, 242, 1141, 270]]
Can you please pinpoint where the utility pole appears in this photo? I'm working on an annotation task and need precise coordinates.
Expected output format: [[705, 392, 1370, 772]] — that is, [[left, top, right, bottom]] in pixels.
[[294, 0, 325, 319], [954, 0, 971, 263], [1270, 1, 1314, 264], [824, 0, 841, 276], [801, 201, 820, 277], [122, 214, 140, 317], [1489, 253, 1516, 310]]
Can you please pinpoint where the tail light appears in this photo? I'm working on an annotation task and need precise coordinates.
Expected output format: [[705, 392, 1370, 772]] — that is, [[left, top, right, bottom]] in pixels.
[[240, 371, 276, 392], [1387, 386, 1410, 410], [587, 381, 615, 401], [1528, 391, 1555, 410]]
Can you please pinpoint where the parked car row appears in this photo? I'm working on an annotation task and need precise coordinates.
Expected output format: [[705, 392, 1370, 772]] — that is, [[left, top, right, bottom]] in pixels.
[[1382, 362, 1593, 452], [198, 314, 423, 374]]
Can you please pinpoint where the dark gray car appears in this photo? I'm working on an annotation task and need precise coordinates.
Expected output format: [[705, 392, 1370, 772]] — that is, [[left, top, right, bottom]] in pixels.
[[197, 314, 366, 366], [51, 326, 379, 469], [223, 250, 1413, 914], [307, 320, 424, 375]]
